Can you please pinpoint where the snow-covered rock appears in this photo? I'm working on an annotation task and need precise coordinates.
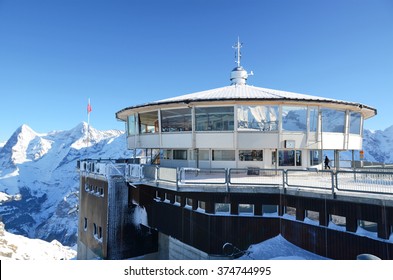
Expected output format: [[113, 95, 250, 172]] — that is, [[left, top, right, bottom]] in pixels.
[[363, 125, 393, 163], [0, 222, 76, 260]]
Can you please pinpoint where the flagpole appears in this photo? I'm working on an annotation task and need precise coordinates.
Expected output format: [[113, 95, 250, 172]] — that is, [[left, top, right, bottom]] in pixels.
[[87, 98, 91, 148]]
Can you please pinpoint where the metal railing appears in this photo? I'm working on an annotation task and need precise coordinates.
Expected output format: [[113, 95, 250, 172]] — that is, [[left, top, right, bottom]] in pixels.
[[78, 159, 393, 196]]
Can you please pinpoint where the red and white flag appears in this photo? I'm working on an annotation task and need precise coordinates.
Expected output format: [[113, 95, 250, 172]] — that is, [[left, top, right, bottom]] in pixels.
[[87, 98, 92, 114]]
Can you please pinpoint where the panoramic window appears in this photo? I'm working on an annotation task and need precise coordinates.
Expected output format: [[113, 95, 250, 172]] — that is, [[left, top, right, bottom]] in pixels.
[[212, 150, 235, 161], [237, 105, 279, 131], [349, 112, 361, 134], [309, 107, 318, 132], [195, 106, 234, 131], [139, 111, 159, 134], [321, 108, 345, 133], [239, 150, 263, 161], [282, 106, 307, 131], [279, 150, 302, 166], [161, 108, 192, 132], [309, 150, 322, 166], [127, 114, 137, 135]]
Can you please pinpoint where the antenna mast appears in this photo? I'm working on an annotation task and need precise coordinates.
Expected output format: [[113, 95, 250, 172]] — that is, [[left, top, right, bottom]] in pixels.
[[233, 37, 242, 67]]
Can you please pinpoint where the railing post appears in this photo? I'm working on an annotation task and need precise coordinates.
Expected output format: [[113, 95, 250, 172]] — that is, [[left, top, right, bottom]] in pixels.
[[175, 167, 179, 191], [226, 168, 230, 192], [140, 164, 144, 180], [155, 165, 159, 186], [332, 170, 337, 198], [283, 170, 287, 193]]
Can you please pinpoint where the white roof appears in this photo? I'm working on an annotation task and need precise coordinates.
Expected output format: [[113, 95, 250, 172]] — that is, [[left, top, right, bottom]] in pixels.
[[116, 84, 376, 120], [158, 84, 338, 103]]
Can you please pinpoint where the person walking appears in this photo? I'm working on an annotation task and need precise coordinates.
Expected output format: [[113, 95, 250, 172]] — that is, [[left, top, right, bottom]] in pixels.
[[324, 156, 331, 169]]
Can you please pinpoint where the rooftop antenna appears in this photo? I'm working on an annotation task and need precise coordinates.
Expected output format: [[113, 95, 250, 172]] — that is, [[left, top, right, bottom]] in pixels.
[[230, 37, 253, 85], [233, 36, 242, 67]]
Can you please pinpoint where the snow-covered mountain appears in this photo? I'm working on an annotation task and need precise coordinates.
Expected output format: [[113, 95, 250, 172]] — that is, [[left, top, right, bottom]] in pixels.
[[0, 122, 392, 257], [0, 122, 132, 248], [363, 126, 393, 164]]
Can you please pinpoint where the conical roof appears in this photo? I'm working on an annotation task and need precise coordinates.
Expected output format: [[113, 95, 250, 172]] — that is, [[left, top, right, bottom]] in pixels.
[[116, 84, 376, 121]]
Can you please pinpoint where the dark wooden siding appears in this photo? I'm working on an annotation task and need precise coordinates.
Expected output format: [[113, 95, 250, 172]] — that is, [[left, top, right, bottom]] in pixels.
[[139, 185, 393, 259]]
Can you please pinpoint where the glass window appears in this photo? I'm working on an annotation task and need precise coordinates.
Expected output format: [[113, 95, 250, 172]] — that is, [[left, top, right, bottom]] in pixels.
[[139, 111, 159, 134], [239, 204, 254, 215], [127, 114, 137, 135], [212, 150, 235, 161], [198, 150, 210, 161], [349, 112, 361, 134], [161, 108, 192, 132], [161, 149, 172, 160], [262, 205, 278, 215], [272, 150, 277, 165], [309, 107, 318, 132], [239, 150, 263, 161], [98, 226, 103, 239], [173, 149, 187, 160], [215, 203, 230, 214], [309, 150, 322, 166], [330, 214, 346, 227], [279, 150, 302, 166], [321, 108, 345, 133], [358, 220, 378, 233], [189, 149, 210, 161], [282, 106, 307, 131], [195, 106, 234, 131], [237, 105, 279, 131]]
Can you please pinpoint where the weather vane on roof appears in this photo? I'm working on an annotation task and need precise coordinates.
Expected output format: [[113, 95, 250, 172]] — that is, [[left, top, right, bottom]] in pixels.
[[233, 37, 242, 67]]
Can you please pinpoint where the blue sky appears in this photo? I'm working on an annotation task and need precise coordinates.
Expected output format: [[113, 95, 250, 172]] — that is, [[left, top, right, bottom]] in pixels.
[[0, 0, 392, 142]]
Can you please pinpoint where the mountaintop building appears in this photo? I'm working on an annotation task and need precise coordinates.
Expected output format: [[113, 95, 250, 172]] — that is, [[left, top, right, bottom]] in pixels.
[[115, 38, 376, 170], [77, 40, 393, 261]]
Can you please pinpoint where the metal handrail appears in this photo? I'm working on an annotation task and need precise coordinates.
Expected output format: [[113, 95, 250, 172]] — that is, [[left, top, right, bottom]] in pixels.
[[78, 159, 393, 196]]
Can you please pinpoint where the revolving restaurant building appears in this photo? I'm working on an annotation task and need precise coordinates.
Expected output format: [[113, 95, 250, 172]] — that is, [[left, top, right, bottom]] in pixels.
[[116, 43, 376, 170]]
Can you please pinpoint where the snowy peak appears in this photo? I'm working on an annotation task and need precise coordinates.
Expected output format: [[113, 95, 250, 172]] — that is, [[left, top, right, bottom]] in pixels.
[[0, 124, 41, 167], [0, 122, 126, 171], [68, 122, 124, 150]]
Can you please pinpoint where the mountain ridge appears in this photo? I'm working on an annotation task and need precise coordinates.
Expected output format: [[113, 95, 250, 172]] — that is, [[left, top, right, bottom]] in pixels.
[[0, 122, 132, 246]]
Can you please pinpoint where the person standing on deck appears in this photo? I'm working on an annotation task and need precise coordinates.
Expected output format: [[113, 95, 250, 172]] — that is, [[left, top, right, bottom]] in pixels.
[[324, 156, 331, 169]]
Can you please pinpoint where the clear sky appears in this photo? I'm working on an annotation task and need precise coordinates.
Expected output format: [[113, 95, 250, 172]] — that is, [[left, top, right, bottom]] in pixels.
[[0, 0, 392, 142]]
